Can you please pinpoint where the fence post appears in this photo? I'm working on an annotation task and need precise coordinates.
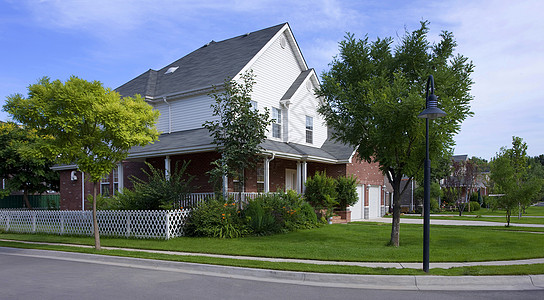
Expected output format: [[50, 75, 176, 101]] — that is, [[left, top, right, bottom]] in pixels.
[[165, 211, 171, 240], [6, 214, 10, 232], [31, 211, 36, 233], [126, 211, 131, 237], [60, 213, 64, 235]]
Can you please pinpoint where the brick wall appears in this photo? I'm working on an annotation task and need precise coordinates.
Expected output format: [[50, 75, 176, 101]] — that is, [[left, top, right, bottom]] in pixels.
[[59, 169, 93, 210]]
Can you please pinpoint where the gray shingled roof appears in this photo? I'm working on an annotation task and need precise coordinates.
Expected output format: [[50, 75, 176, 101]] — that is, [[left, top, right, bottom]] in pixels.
[[281, 69, 312, 100], [129, 128, 354, 162], [116, 23, 287, 98]]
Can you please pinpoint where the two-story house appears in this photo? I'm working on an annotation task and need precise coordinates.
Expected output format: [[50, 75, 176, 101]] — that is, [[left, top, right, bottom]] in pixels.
[[56, 23, 386, 219]]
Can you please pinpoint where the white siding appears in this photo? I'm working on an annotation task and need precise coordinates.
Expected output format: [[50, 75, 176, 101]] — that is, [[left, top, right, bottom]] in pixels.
[[249, 32, 304, 141], [288, 76, 327, 147], [152, 93, 218, 134]]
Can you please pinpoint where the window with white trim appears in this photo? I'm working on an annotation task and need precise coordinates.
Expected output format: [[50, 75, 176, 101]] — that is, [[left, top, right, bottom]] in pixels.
[[256, 160, 265, 192], [113, 168, 119, 196], [306, 116, 313, 144], [100, 175, 110, 197], [250, 100, 258, 111], [272, 108, 281, 139]]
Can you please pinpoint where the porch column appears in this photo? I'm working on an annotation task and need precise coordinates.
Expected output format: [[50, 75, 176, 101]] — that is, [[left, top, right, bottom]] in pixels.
[[301, 161, 307, 194], [165, 156, 171, 180], [264, 157, 270, 193], [296, 161, 302, 194], [117, 162, 124, 193]]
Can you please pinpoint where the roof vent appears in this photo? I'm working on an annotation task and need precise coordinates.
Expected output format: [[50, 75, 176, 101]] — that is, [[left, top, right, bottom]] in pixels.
[[203, 40, 215, 47], [244, 32, 250, 36], [165, 66, 179, 74]]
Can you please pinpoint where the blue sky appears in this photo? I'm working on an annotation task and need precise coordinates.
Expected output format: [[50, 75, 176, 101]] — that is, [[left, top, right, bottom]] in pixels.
[[1, 0, 542, 160]]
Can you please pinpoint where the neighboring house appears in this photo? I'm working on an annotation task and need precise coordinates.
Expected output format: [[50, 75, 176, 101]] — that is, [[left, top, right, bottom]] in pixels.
[[55, 23, 386, 219]]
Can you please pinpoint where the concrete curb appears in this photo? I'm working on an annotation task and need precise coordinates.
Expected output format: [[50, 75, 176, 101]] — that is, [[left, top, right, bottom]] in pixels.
[[1, 246, 543, 291]]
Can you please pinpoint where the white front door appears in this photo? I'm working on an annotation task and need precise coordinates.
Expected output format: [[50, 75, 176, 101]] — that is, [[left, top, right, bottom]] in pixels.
[[368, 186, 381, 219], [285, 169, 297, 191], [349, 184, 365, 220]]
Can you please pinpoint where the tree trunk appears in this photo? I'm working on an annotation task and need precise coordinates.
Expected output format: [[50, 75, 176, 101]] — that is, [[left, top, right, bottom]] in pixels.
[[93, 181, 101, 250], [389, 178, 402, 247], [506, 210, 511, 227], [23, 189, 32, 210]]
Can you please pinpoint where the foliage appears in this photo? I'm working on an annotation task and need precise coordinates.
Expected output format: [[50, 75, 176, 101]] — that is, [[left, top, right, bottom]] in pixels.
[[203, 71, 272, 195], [303, 172, 338, 212], [317, 21, 474, 246], [442, 158, 479, 216], [184, 191, 318, 238], [184, 198, 246, 238], [414, 181, 443, 210], [490, 137, 543, 226], [468, 201, 480, 212], [430, 198, 439, 212], [0, 122, 59, 208], [4, 76, 159, 249], [335, 175, 358, 209]]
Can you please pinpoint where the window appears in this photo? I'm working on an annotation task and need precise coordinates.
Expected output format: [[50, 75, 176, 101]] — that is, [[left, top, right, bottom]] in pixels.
[[306, 116, 313, 144], [100, 175, 110, 197], [232, 171, 244, 193], [113, 168, 119, 196], [250, 100, 258, 111], [256, 160, 265, 193], [272, 108, 281, 139]]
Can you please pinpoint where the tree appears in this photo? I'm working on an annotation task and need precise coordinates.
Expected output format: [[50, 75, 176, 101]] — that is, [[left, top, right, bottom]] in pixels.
[[4, 76, 159, 249], [318, 21, 474, 246], [0, 122, 59, 208], [490, 137, 543, 226], [204, 71, 271, 202], [442, 159, 479, 216]]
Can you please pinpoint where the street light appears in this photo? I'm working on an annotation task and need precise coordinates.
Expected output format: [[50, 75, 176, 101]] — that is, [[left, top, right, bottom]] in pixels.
[[418, 75, 446, 273]]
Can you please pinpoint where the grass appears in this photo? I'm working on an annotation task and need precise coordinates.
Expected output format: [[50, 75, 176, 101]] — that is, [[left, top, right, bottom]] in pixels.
[[432, 205, 544, 217], [1, 222, 543, 263], [1, 239, 543, 276], [397, 214, 544, 225]]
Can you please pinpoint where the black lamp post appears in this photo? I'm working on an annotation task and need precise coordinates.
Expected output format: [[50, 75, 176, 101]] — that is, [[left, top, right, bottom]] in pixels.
[[418, 75, 446, 273]]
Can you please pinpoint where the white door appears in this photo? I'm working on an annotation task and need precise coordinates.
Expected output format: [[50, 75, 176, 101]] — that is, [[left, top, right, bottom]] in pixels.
[[349, 184, 364, 220], [368, 186, 381, 219], [285, 169, 297, 191]]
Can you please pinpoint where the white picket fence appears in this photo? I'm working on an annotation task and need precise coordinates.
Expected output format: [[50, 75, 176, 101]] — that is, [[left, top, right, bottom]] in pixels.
[[0, 209, 190, 239]]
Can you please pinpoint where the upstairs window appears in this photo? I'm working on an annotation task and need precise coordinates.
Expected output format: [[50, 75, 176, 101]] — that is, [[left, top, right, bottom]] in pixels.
[[250, 100, 258, 111], [272, 108, 281, 139], [306, 116, 313, 144]]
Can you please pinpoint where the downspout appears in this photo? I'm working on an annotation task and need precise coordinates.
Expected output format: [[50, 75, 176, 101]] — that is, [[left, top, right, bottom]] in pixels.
[[163, 97, 172, 134]]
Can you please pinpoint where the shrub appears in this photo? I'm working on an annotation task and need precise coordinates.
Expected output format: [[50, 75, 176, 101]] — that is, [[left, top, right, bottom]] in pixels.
[[243, 197, 279, 235], [469, 201, 481, 212], [335, 175, 358, 210], [304, 171, 337, 211], [184, 198, 246, 238], [430, 198, 439, 212]]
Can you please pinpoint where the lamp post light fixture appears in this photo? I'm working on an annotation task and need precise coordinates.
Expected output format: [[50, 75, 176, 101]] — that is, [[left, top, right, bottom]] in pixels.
[[418, 75, 447, 273]]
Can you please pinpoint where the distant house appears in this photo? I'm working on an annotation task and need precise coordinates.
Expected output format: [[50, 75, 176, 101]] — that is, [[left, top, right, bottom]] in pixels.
[[54, 23, 386, 219]]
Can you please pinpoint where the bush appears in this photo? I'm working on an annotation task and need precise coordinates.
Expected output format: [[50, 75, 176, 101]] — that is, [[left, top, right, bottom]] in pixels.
[[469, 201, 481, 212], [304, 171, 337, 210], [430, 198, 439, 212], [335, 175, 358, 210], [185, 191, 319, 238], [184, 198, 246, 238], [100, 161, 196, 210]]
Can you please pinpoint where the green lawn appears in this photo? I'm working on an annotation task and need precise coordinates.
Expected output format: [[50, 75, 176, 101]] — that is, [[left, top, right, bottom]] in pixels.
[[2, 222, 543, 263], [398, 214, 544, 225]]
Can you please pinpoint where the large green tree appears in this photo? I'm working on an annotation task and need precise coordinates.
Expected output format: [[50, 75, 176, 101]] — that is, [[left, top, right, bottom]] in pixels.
[[490, 137, 543, 225], [4, 76, 159, 249], [0, 122, 59, 208], [318, 21, 474, 246], [204, 71, 271, 201]]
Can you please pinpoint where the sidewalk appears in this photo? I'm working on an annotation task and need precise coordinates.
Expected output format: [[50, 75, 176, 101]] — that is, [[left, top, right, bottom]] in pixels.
[[358, 217, 544, 228], [1, 246, 543, 291]]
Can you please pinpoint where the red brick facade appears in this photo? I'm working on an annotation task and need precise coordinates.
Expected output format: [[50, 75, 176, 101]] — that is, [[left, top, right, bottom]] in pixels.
[[58, 150, 386, 209]]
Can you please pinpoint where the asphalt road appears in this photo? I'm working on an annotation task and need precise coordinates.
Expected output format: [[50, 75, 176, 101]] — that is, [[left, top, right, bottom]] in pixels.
[[1, 248, 543, 300]]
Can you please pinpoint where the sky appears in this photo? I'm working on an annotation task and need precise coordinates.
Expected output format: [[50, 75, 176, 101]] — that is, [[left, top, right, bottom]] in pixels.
[[0, 0, 542, 160]]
